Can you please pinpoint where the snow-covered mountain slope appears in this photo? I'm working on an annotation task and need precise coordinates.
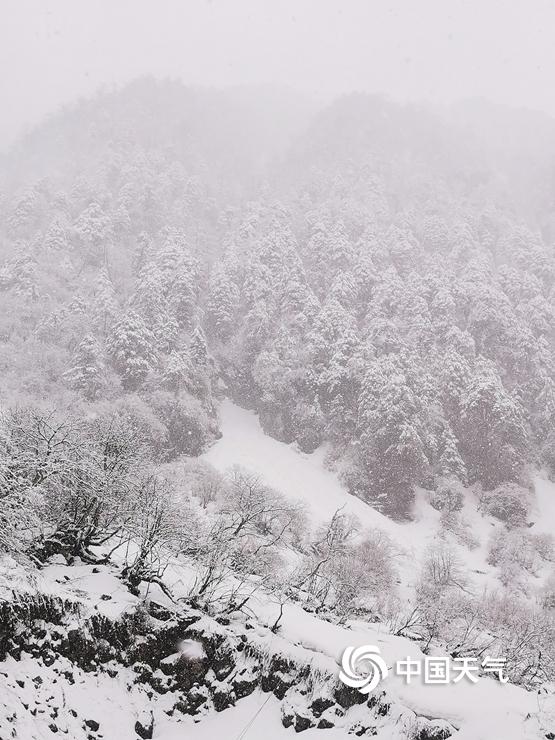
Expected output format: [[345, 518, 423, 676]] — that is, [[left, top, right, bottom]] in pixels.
[[202, 399, 554, 738], [2, 401, 555, 740], [1, 556, 553, 740], [202, 400, 514, 594]]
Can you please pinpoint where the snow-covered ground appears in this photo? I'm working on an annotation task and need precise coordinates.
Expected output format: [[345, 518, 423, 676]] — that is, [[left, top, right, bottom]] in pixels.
[[2, 556, 551, 740], [202, 401, 499, 594], [204, 400, 555, 596], [2, 400, 555, 740], [203, 400, 555, 739], [155, 692, 349, 740]]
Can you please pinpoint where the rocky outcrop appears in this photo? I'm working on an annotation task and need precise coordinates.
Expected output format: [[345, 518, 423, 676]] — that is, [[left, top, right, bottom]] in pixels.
[[0, 585, 456, 739]]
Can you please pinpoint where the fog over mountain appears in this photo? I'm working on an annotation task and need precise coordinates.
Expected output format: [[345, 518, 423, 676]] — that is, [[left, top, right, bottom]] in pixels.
[[3, 0, 555, 146]]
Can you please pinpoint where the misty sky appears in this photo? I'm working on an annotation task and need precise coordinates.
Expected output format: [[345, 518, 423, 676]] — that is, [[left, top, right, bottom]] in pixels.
[[1, 0, 555, 147]]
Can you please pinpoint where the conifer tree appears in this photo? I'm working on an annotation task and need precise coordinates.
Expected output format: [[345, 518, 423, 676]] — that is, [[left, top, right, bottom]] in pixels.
[[161, 350, 193, 396], [64, 334, 104, 400], [357, 357, 429, 518], [206, 265, 239, 342], [437, 425, 467, 484], [92, 266, 118, 334], [44, 216, 69, 252], [107, 311, 157, 390], [74, 201, 111, 264], [190, 325, 209, 369], [458, 360, 529, 488]]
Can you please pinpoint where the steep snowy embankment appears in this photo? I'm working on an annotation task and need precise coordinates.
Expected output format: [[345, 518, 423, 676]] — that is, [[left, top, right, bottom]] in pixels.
[[202, 400, 497, 593], [1, 557, 551, 740], [197, 400, 555, 740], [2, 402, 554, 740]]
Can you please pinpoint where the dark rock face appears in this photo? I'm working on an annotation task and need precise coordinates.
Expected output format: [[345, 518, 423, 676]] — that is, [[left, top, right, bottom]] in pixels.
[[61, 628, 98, 669], [146, 601, 175, 621], [212, 644, 236, 680], [260, 654, 299, 698], [0, 595, 79, 660], [416, 721, 453, 740], [231, 667, 258, 699], [171, 652, 210, 692], [213, 686, 236, 712], [1, 588, 458, 739], [133, 662, 153, 683], [282, 710, 294, 728], [134, 713, 154, 739], [333, 681, 368, 709], [261, 668, 295, 699], [294, 713, 313, 732], [310, 696, 335, 717]]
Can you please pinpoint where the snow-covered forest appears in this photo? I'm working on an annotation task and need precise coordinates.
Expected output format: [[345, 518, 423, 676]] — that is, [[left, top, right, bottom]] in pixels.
[[2, 79, 555, 739]]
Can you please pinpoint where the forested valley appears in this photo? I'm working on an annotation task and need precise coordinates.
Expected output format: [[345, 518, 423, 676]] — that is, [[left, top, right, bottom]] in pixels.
[[2, 80, 555, 738]]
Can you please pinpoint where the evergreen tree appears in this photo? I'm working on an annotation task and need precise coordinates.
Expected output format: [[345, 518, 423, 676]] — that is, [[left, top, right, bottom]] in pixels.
[[92, 266, 118, 334], [530, 360, 555, 445], [130, 260, 178, 352], [189, 325, 209, 369], [64, 334, 104, 400], [243, 255, 274, 308], [161, 350, 193, 396], [351, 253, 377, 319], [430, 285, 456, 340], [242, 300, 273, 358], [357, 357, 429, 518], [306, 219, 354, 296], [131, 260, 165, 319], [386, 224, 419, 276], [132, 231, 152, 274], [330, 270, 358, 309], [420, 214, 449, 253], [9, 250, 39, 299], [206, 265, 239, 342], [7, 187, 41, 237], [325, 220, 353, 277], [187, 325, 215, 406], [112, 203, 131, 237], [309, 297, 357, 371], [74, 201, 111, 264], [107, 311, 157, 390], [157, 238, 198, 329], [458, 360, 529, 488], [172, 256, 198, 328], [437, 346, 472, 423], [437, 424, 467, 483], [44, 216, 69, 251], [304, 220, 327, 290]]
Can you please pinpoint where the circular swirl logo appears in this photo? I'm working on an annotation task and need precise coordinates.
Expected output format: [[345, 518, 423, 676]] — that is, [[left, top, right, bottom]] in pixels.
[[339, 645, 389, 694]]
